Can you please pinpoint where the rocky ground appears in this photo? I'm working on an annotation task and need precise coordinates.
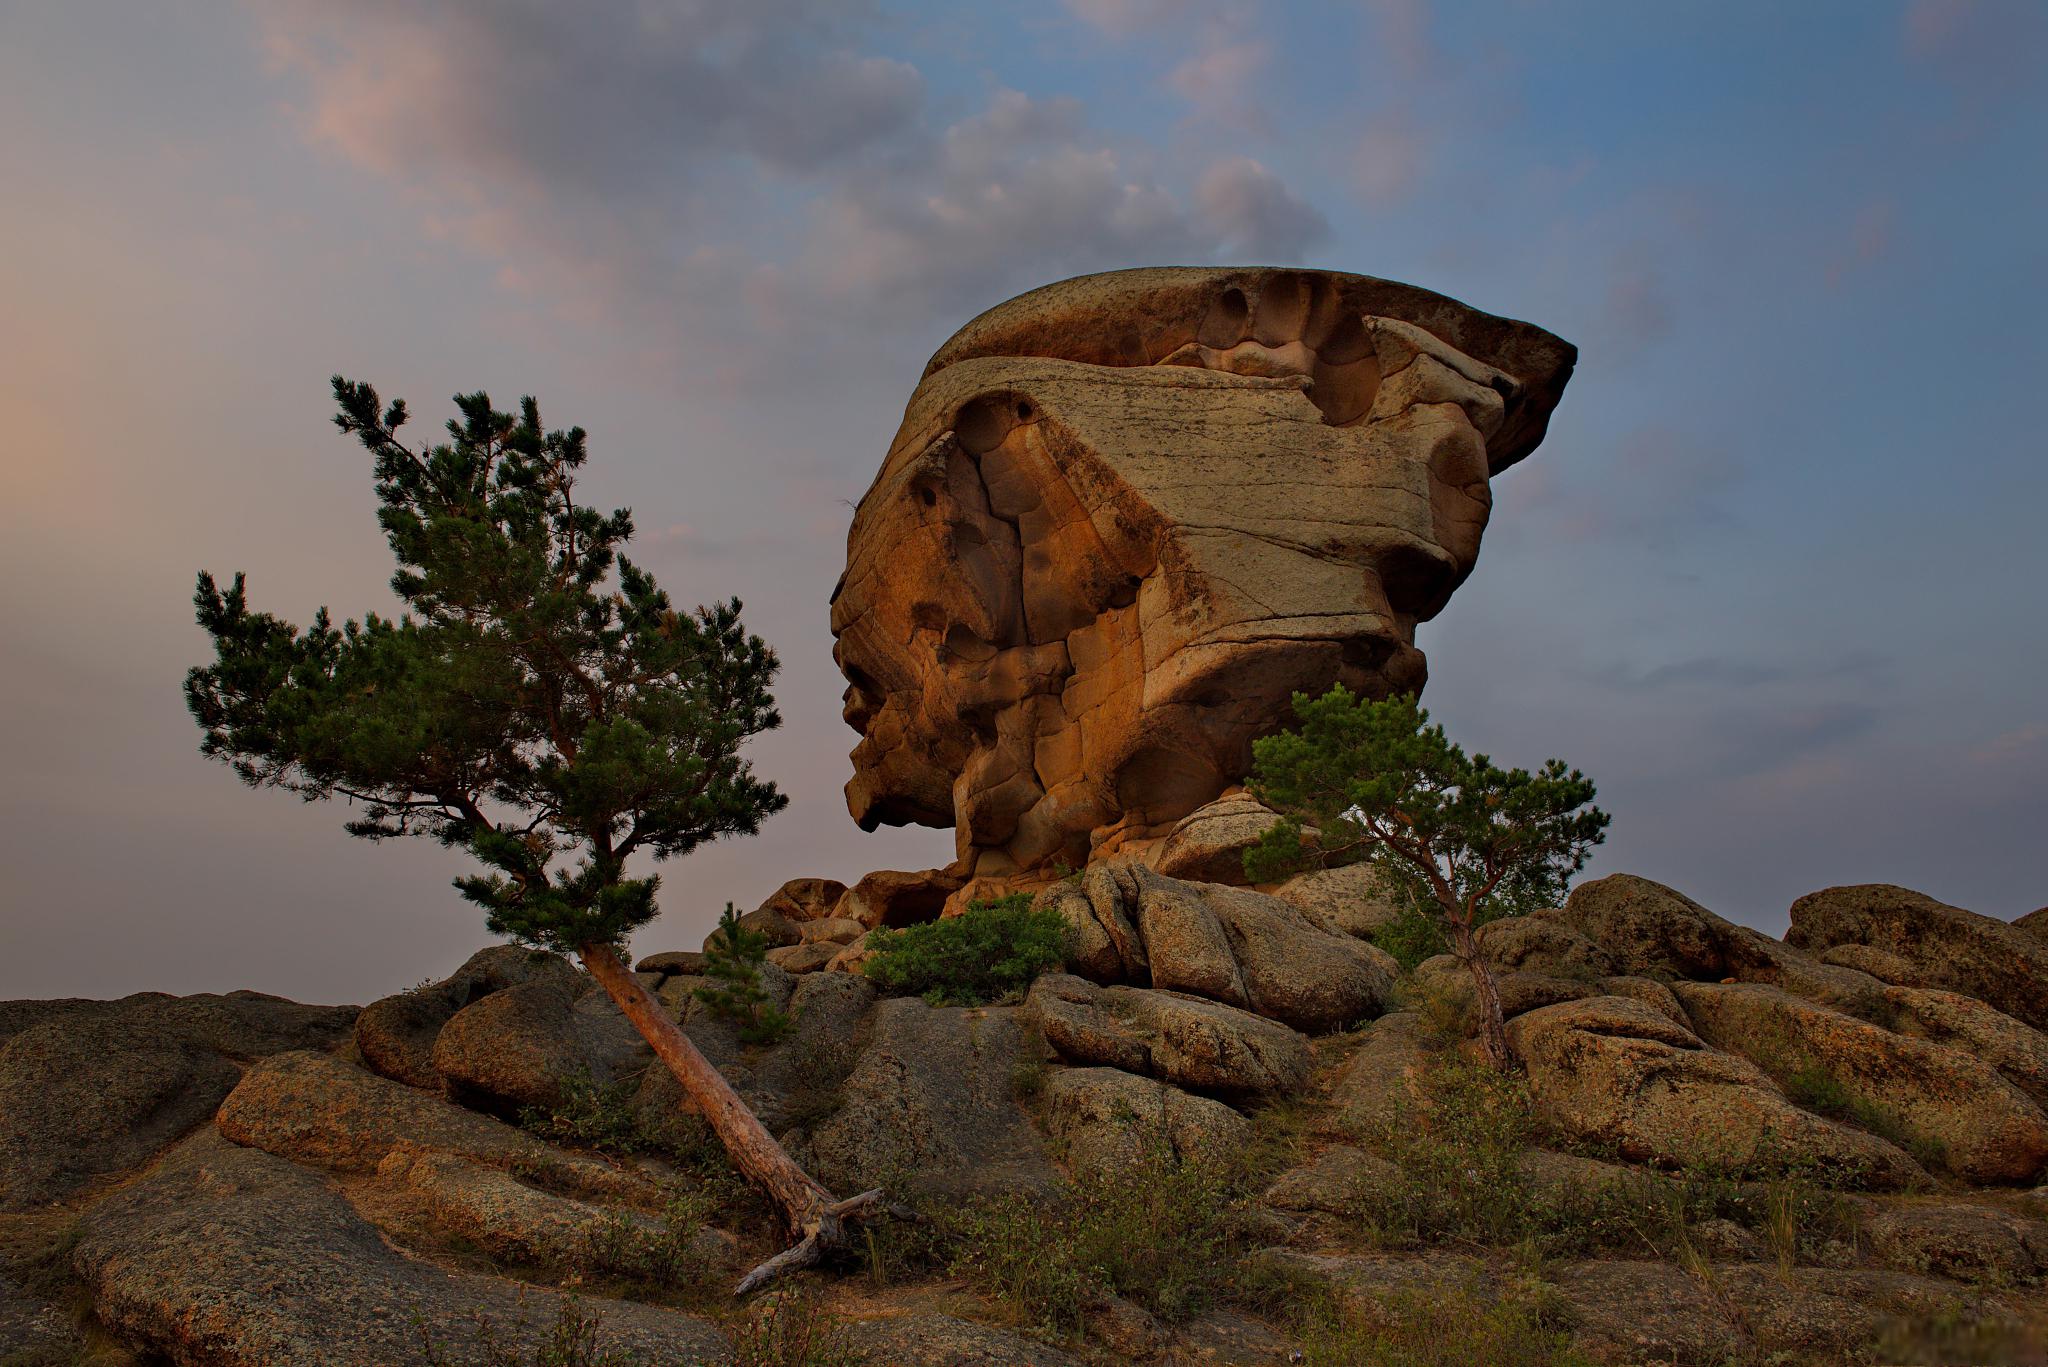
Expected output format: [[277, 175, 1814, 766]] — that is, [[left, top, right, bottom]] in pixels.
[[3, 839, 2045, 1365]]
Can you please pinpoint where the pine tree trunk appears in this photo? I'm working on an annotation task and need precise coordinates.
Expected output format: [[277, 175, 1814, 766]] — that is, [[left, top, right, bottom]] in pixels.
[[1447, 917, 1513, 1071], [576, 941, 885, 1294]]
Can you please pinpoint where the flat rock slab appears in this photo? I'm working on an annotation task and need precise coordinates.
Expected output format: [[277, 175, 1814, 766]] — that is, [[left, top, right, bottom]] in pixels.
[[840, 1313, 1081, 1365], [0, 992, 354, 1210], [71, 1130, 729, 1367], [803, 999, 1054, 1198], [216, 1049, 640, 1198]]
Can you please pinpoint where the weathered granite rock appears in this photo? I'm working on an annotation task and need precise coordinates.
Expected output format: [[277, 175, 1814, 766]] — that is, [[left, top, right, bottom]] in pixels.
[[1041, 1067, 1250, 1181], [1148, 791, 1290, 884], [832, 266, 1574, 882], [1267, 860, 1404, 939], [1261, 1143, 1406, 1216], [1861, 1200, 2048, 1282], [758, 876, 849, 923], [634, 950, 708, 976], [431, 979, 648, 1113], [1878, 985, 2048, 1108], [355, 946, 582, 1091], [1047, 864, 1393, 1031], [0, 992, 354, 1210], [1505, 996, 1923, 1185], [1026, 973, 1311, 1100], [1787, 884, 2048, 1032], [798, 916, 868, 946], [634, 970, 875, 1139], [1672, 982, 2048, 1184], [803, 999, 1053, 1198], [216, 1049, 638, 1197], [376, 1146, 734, 1277], [833, 866, 965, 929], [1562, 874, 1884, 1010], [715, 904, 801, 950], [1328, 1010, 1436, 1139], [765, 942, 838, 974], [840, 1314, 1081, 1366], [71, 1130, 728, 1366]]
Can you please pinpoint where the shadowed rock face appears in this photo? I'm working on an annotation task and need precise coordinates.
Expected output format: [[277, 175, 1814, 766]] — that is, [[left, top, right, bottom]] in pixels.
[[831, 266, 1574, 880]]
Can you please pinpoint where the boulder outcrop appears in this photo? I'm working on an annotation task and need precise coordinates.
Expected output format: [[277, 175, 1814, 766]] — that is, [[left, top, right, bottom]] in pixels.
[[1026, 972, 1311, 1101], [1041, 863, 1394, 1032], [1672, 981, 2048, 1183], [1505, 995, 1924, 1185], [832, 266, 1574, 882], [1787, 884, 2048, 1032]]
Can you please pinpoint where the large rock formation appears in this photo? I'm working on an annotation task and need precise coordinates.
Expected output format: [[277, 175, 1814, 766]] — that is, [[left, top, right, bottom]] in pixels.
[[831, 266, 1574, 883]]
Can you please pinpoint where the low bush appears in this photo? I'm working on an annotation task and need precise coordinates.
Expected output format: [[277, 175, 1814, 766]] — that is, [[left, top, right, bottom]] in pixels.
[[861, 894, 1068, 1006]]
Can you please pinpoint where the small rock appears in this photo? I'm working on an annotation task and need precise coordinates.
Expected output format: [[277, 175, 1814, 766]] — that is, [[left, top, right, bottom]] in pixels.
[[798, 916, 868, 946], [635, 951, 708, 976], [765, 942, 839, 974], [758, 876, 849, 924], [1149, 791, 1290, 885]]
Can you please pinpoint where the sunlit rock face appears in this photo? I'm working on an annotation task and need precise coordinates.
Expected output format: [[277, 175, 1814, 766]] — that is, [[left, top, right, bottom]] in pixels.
[[831, 266, 1575, 881]]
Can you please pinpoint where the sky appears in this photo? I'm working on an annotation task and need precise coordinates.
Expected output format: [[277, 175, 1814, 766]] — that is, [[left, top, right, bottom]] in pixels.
[[1, 0, 2043, 1005]]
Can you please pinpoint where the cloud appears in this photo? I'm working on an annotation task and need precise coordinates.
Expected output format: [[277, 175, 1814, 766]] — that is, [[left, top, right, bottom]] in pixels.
[[1353, 110, 1425, 203], [1903, 0, 2047, 89], [1823, 198, 1896, 289], [251, 3, 1331, 385], [1193, 157, 1331, 260]]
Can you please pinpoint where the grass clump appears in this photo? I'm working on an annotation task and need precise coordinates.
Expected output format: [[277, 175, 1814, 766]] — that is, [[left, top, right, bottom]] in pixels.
[[417, 1293, 869, 1367], [518, 1070, 651, 1155], [1295, 1285, 1593, 1367], [1345, 1056, 1860, 1267], [1782, 1061, 1949, 1171], [862, 894, 1068, 1006], [940, 1147, 1254, 1339]]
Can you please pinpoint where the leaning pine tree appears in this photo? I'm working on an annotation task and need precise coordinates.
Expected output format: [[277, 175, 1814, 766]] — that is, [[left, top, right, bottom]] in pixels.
[[1242, 687, 1611, 1070], [185, 378, 888, 1292]]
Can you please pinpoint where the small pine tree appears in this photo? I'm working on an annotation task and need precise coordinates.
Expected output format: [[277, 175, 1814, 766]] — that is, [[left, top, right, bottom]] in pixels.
[[1244, 687, 1609, 1069], [697, 903, 793, 1044], [184, 378, 881, 1292]]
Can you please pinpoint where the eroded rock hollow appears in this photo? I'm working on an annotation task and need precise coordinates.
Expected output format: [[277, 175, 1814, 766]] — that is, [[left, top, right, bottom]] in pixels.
[[831, 266, 1575, 884]]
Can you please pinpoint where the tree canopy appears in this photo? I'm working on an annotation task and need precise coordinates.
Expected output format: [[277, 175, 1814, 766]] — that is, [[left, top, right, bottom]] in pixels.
[[1244, 686, 1609, 1066], [185, 378, 786, 950]]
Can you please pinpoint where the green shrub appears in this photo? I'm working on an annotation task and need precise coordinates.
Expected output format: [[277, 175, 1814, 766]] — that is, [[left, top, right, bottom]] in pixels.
[[696, 902, 794, 1044], [1374, 902, 1453, 970], [862, 894, 1068, 1006]]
